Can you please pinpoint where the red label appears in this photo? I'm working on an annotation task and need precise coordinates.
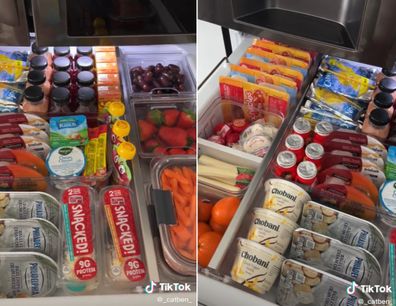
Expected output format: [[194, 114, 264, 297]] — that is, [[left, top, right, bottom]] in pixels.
[[124, 258, 146, 282], [219, 82, 244, 104], [0, 166, 13, 188], [0, 135, 25, 149], [104, 187, 140, 257], [0, 150, 17, 163], [63, 186, 94, 256], [74, 257, 97, 281], [0, 114, 28, 125], [0, 124, 23, 136]]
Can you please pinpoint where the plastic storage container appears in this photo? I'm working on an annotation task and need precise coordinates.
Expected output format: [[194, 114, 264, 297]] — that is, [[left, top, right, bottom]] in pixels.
[[121, 50, 196, 97], [150, 155, 196, 276], [133, 98, 196, 158]]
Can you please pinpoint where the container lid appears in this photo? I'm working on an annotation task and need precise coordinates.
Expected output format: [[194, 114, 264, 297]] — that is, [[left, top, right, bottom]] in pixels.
[[27, 70, 46, 85], [77, 71, 95, 86], [52, 71, 71, 87], [379, 78, 396, 93], [53, 56, 71, 71], [285, 134, 304, 150], [76, 56, 94, 70], [117, 142, 136, 160], [305, 143, 324, 160], [276, 150, 297, 168], [30, 55, 48, 70], [24, 86, 44, 103], [31, 42, 48, 55], [314, 121, 333, 136], [77, 87, 96, 106], [293, 117, 311, 134], [51, 87, 70, 105], [54, 46, 70, 56], [112, 120, 130, 138], [382, 67, 396, 77], [46, 146, 86, 177], [108, 101, 125, 118], [297, 161, 317, 180], [374, 92, 394, 109], [369, 108, 390, 126], [77, 47, 93, 56]]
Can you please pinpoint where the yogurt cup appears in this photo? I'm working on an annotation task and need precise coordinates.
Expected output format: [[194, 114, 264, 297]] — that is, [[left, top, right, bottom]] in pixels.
[[46, 146, 86, 177], [247, 208, 298, 254], [263, 179, 311, 222], [231, 238, 284, 294]]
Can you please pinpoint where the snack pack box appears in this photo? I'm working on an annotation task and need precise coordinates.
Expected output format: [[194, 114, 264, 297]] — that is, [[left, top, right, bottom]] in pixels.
[[289, 228, 382, 286], [219, 76, 290, 119], [61, 185, 100, 293], [277, 259, 372, 306]]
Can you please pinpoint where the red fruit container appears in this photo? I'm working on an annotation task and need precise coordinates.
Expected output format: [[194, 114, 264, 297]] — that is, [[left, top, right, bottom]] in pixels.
[[133, 98, 196, 158]]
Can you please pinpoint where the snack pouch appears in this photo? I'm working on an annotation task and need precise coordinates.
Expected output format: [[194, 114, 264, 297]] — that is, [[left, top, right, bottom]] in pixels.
[[253, 40, 312, 64], [84, 125, 107, 177], [320, 55, 379, 82], [0, 84, 24, 112], [0, 113, 49, 132], [315, 70, 371, 100], [245, 47, 308, 77], [219, 76, 290, 119], [240, 57, 304, 89], [0, 50, 28, 63], [0, 57, 27, 83], [300, 106, 358, 130], [229, 64, 297, 101], [309, 86, 363, 121]]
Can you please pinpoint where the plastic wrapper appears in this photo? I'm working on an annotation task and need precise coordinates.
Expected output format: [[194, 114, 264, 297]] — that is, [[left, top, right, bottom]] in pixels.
[[300, 106, 358, 130]]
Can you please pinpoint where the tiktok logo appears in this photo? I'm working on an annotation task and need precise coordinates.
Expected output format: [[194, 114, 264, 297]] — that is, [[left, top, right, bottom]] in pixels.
[[145, 281, 157, 294], [347, 281, 357, 295]]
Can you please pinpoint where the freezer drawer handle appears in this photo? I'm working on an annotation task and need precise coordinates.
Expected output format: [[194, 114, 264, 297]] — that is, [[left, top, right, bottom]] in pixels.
[[151, 189, 177, 225]]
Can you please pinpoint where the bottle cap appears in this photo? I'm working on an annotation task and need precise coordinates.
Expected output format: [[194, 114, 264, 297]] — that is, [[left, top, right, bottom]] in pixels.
[[379, 78, 396, 93], [31, 42, 48, 55], [108, 101, 125, 118], [53, 71, 71, 87], [54, 57, 71, 71], [27, 70, 46, 85], [77, 47, 93, 56], [24, 86, 44, 103], [51, 87, 70, 105], [112, 120, 130, 138], [374, 92, 393, 109], [30, 55, 48, 70], [117, 142, 136, 160], [369, 108, 390, 126], [54, 46, 70, 57]]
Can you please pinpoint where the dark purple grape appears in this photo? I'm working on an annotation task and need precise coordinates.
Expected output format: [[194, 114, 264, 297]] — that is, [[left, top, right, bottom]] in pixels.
[[131, 66, 144, 74], [155, 63, 164, 74], [132, 84, 140, 92], [142, 83, 152, 92], [147, 65, 155, 72], [168, 64, 180, 73], [177, 74, 185, 84], [152, 79, 161, 89], [177, 84, 185, 91], [143, 70, 153, 83], [159, 75, 171, 87]]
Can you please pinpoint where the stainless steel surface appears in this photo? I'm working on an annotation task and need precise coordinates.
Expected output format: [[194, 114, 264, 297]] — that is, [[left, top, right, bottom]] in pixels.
[[0, 0, 30, 45], [32, 0, 195, 46], [198, 0, 396, 68]]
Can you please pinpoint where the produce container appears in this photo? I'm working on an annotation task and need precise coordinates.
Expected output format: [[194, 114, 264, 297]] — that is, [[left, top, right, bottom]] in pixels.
[[133, 98, 196, 158], [150, 155, 196, 276], [121, 49, 196, 97]]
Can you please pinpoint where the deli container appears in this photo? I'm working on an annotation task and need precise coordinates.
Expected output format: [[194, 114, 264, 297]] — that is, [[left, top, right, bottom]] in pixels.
[[121, 49, 196, 97], [150, 155, 196, 276], [198, 98, 284, 165], [133, 98, 196, 158]]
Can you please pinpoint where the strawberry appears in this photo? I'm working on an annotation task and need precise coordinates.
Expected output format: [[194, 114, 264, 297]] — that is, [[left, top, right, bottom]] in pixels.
[[177, 109, 196, 128], [168, 148, 186, 155], [158, 126, 187, 147], [144, 139, 160, 152], [185, 148, 196, 155], [187, 128, 196, 143], [138, 120, 157, 141], [231, 119, 249, 133], [153, 146, 167, 155], [163, 109, 180, 126], [225, 132, 240, 146], [146, 109, 163, 126]]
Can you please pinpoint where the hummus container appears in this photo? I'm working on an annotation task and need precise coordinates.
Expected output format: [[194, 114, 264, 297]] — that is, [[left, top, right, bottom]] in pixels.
[[0, 191, 60, 227], [276, 259, 372, 306], [300, 201, 385, 259], [61, 185, 99, 294], [289, 228, 382, 286], [101, 186, 147, 287], [0, 218, 60, 260], [247, 208, 298, 254], [0, 252, 58, 298], [263, 178, 311, 222], [230, 237, 284, 294]]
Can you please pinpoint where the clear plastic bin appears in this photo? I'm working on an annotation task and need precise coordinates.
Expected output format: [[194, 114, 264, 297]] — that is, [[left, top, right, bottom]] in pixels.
[[198, 98, 284, 159], [150, 155, 196, 276], [133, 98, 196, 158], [121, 50, 196, 97]]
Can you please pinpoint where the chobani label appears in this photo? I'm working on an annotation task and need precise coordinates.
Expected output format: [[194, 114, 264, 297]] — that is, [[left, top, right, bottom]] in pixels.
[[231, 238, 284, 294], [104, 187, 140, 258], [289, 229, 382, 285], [263, 179, 311, 222], [248, 208, 297, 254]]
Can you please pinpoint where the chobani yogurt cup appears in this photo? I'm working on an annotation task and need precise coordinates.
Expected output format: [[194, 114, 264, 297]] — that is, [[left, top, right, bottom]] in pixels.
[[247, 208, 298, 254], [231, 237, 284, 294], [263, 179, 311, 222]]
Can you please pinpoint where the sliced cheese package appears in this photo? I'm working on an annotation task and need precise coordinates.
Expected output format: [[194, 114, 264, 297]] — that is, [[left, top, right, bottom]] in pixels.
[[219, 76, 290, 120]]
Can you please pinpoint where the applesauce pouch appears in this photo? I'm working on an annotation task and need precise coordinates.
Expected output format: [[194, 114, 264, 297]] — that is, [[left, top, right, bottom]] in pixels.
[[229, 64, 297, 101], [219, 76, 290, 120], [253, 39, 312, 64], [240, 57, 304, 89], [245, 47, 309, 77]]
